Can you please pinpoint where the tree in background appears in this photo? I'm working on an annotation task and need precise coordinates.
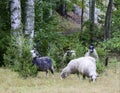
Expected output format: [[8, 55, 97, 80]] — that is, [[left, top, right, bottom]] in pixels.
[[4, 0, 37, 78], [89, 0, 96, 43], [9, 0, 22, 56], [104, 0, 113, 40], [56, 0, 67, 17], [24, 0, 35, 43], [81, 0, 85, 31], [104, 0, 113, 66], [0, 0, 10, 65], [9, 0, 22, 31]]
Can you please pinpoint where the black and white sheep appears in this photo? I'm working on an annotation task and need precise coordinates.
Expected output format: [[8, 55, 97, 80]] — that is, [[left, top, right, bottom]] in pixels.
[[61, 56, 97, 82], [62, 50, 76, 63], [30, 49, 54, 78], [85, 45, 99, 61]]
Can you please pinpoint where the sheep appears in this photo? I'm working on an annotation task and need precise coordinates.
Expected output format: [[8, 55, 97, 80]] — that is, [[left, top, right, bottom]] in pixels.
[[85, 45, 99, 61], [62, 50, 76, 63], [61, 56, 97, 82], [30, 49, 54, 78]]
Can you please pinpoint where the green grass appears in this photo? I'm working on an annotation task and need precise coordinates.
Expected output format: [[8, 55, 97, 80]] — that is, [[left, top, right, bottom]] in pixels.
[[0, 58, 119, 93]]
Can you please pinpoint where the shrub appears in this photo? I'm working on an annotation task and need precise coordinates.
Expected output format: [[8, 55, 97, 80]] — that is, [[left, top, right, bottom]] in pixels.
[[4, 34, 37, 78], [96, 60, 105, 74]]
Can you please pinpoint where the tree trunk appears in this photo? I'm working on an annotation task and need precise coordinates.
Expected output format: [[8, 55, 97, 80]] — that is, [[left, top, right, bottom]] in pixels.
[[24, 0, 35, 42], [49, 0, 53, 17], [89, 0, 96, 43], [9, 0, 22, 56], [104, 0, 113, 40], [9, 0, 21, 33], [81, 0, 84, 31], [57, 0, 67, 17]]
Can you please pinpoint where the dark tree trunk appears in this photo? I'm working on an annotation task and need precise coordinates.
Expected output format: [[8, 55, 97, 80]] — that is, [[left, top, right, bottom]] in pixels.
[[81, 0, 84, 31], [104, 0, 113, 40], [89, 0, 96, 43], [56, 0, 67, 17], [104, 0, 113, 67]]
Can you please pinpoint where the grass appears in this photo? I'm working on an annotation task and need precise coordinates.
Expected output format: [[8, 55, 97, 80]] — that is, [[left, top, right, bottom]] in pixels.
[[0, 57, 120, 93]]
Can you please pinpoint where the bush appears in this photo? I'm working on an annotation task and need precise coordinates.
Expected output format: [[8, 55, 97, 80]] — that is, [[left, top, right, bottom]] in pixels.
[[96, 60, 105, 74], [80, 21, 104, 45], [4, 34, 37, 78]]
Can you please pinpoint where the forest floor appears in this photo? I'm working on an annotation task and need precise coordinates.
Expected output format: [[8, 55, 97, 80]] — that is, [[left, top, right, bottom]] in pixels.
[[0, 56, 119, 93], [58, 12, 81, 35]]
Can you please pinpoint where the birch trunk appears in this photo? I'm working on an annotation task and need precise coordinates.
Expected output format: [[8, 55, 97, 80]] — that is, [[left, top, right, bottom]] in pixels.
[[9, 0, 22, 43], [9, 0, 22, 56], [24, 0, 35, 41], [9, 0, 21, 33], [49, 0, 52, 17]]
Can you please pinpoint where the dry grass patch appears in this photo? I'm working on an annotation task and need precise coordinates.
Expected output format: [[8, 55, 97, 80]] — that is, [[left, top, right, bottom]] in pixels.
[[0, 58, 119, 93]]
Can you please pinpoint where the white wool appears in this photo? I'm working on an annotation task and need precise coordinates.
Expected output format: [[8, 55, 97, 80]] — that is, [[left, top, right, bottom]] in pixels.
[[85, 49, 99, 61], [61, 56, 97, 82]]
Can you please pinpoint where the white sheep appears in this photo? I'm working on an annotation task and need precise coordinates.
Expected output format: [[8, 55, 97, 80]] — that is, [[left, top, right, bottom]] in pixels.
[[61, 56, 97, 82], [85, 45, 99, 61]]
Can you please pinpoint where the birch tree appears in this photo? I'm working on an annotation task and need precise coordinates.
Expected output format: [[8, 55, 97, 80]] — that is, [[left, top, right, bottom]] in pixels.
[[9, 0, 22, 53], [9, 0, 21, 34], [4, 0, 22, 68], [49, 0, 53, 17], [24, 0, 35, 43]]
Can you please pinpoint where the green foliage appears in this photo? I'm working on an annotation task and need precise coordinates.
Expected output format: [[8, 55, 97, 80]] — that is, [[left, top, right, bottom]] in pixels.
[[4, 34, 37, 78], [80, 21, 104, 45], [0, 0, 10, 66], [96, 61, 105, 74], [112, 5, 120, 33], [41, 32, 85, 70], [106, 37, 120, 53]]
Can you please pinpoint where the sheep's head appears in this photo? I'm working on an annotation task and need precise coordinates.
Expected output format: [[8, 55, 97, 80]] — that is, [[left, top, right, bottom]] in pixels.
[[61, 72, 68, 79], [90, 74, 97, 82], [30, 49, 37, 58], [61, 67, 70, 79], [89, 45, 95, 53]]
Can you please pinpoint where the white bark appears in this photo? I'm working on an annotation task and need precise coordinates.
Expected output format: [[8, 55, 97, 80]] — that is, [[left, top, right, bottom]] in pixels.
[[9, 0, 22, 56], [9, 0, 21, 30], [24, 0, 35, 39], [49, 0, 53, 17]]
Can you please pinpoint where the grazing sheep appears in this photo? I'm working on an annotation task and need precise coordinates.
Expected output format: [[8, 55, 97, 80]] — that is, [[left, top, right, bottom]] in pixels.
[[62, 50, 76, 63], [85, 45, 99, 61], [61, 56, 97, 82], [30, 49, 54, 78]]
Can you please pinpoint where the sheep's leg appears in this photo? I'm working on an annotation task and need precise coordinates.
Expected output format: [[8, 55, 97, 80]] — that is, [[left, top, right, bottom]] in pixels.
[[46, 70, 49, 78], [83, 75, 86, 80], [50, 69, 54, 78], [77, 72, 80, 78]]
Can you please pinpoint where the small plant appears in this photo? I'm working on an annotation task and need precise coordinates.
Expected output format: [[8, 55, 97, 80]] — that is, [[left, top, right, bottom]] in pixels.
[[96, 60, 105, 74]]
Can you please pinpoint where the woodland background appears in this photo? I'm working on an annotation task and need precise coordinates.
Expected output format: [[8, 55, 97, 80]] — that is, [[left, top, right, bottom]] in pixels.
[[0, 0, 120, 77]]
